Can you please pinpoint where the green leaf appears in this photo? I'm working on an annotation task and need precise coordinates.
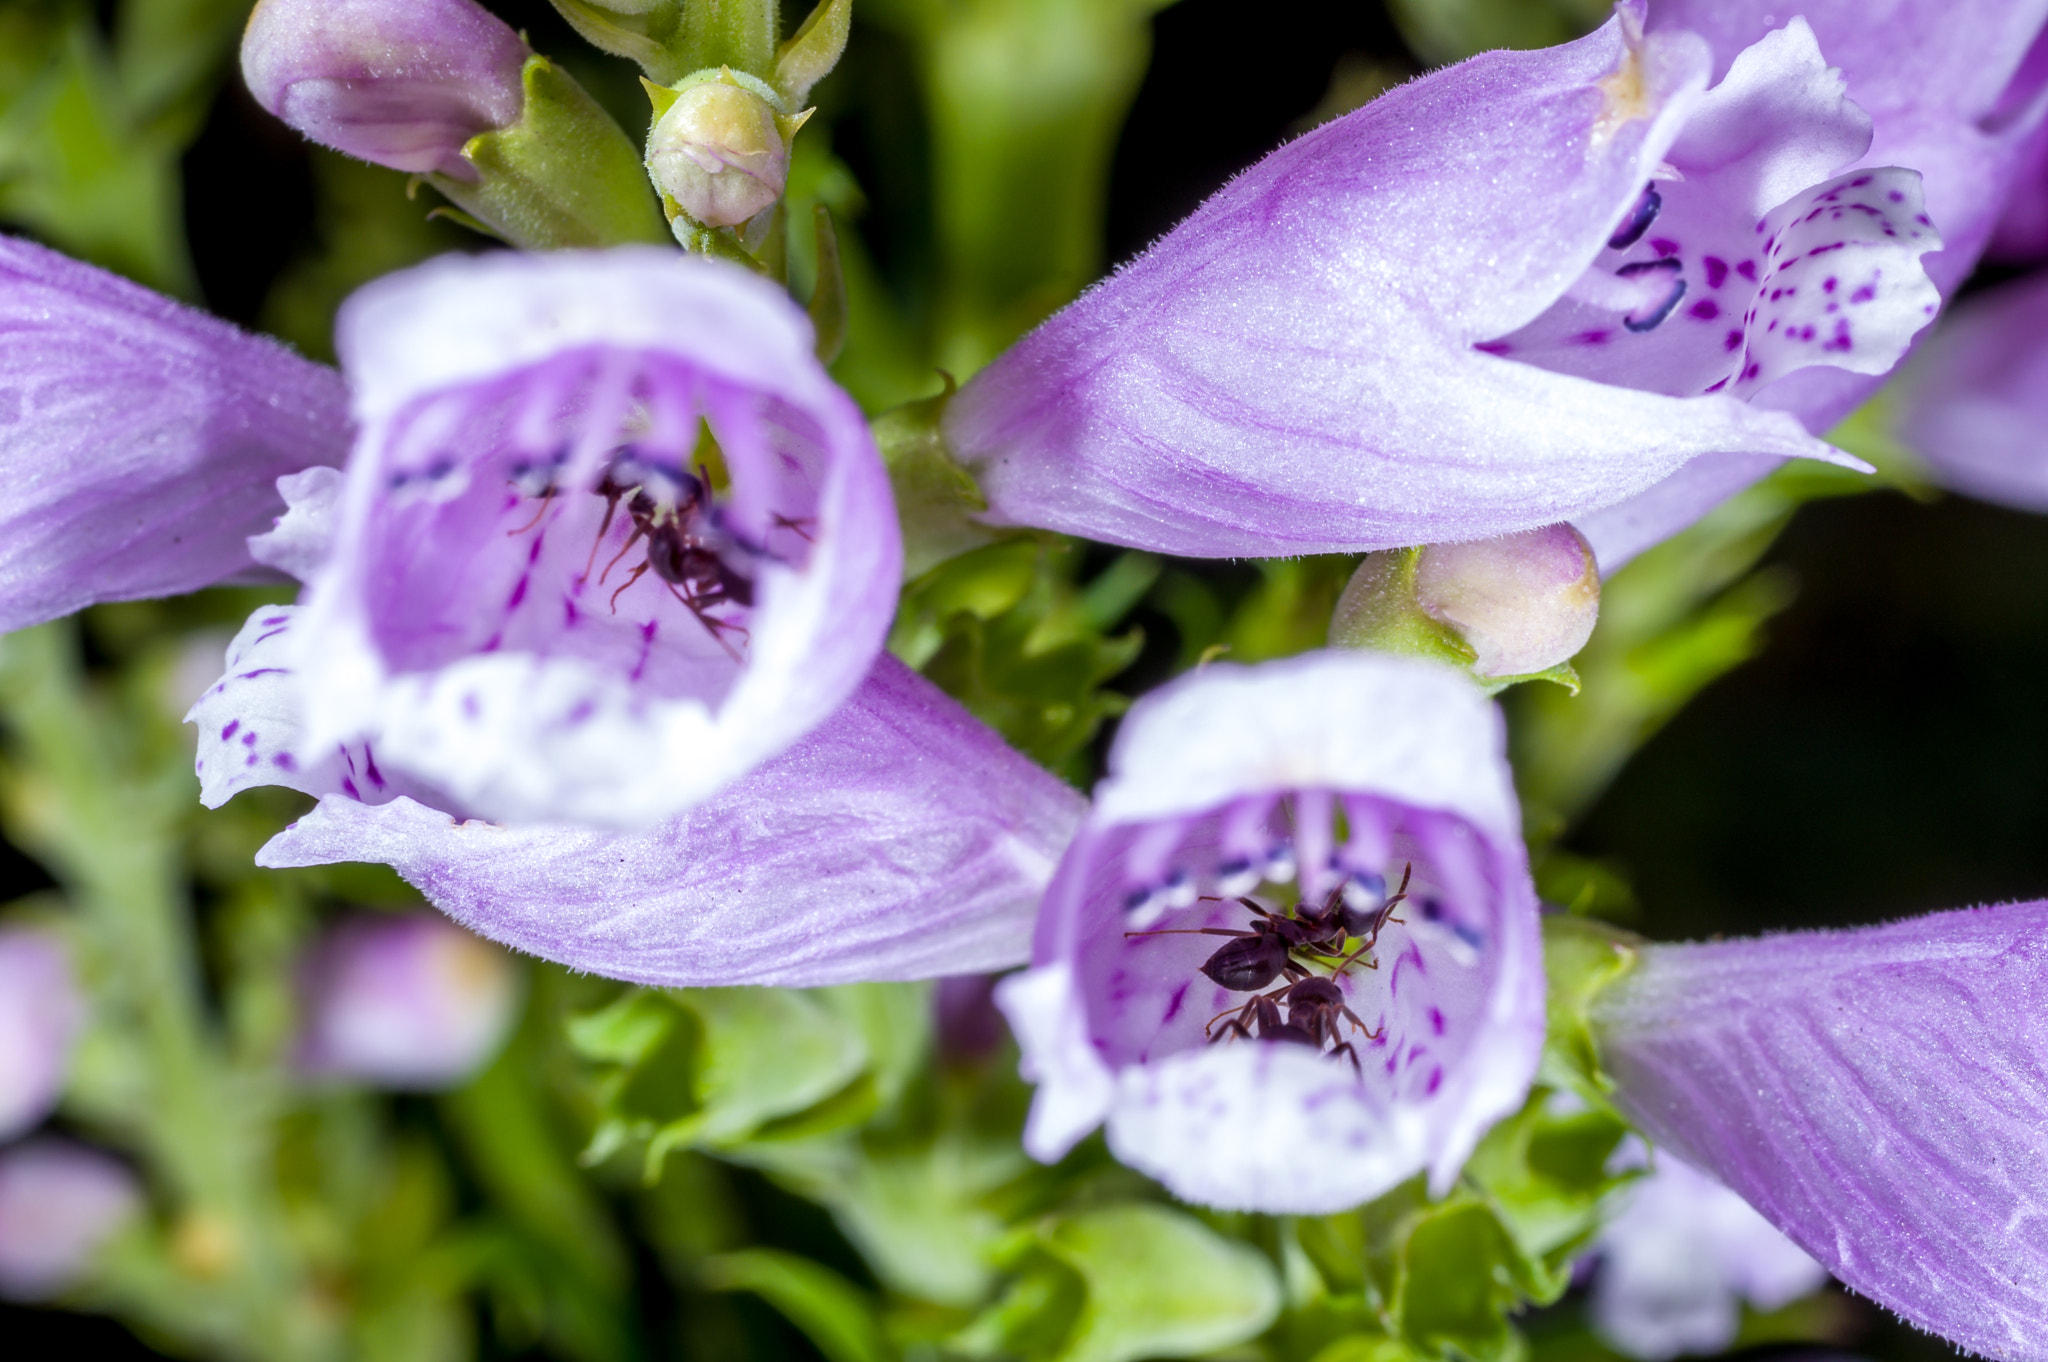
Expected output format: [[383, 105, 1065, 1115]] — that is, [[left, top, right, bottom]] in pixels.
[[1462, 1090, 1632, 1302], [548, 0, 691, 84], [1396, 1202, 1528, 1362], [891, 536, 1151, 783], [654, 988, 870, 1152], [959, 1204, 1282, 1362], [774, 0, 854, 106], [699, 1248, 893, 1362]]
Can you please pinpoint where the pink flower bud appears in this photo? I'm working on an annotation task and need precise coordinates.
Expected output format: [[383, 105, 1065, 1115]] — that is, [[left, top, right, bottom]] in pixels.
[[297, 914, 519, 1090], [0, 929, 82, 1141], [646, 74, 791, 228], [1333, 524, 1600, 679], [0, 1140, 141, 1301], [241, 0, 529, 180]]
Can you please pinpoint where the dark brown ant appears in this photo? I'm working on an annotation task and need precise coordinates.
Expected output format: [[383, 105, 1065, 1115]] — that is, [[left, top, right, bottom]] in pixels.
[[1125, 864, 1411, 995], [1206, 975, 1379, 1074]]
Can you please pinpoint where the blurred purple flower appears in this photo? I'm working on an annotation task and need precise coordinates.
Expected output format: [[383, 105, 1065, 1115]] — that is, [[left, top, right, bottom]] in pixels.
[[1893, 271, 2048, 510], [0, 1140, 141, 1302], [1575, 0, 2048, 566], [997, 651, 1541, 1213], [0, 928, 81, 1141], [1592, 1143, 1827, 1359], [1592, 901, 2048, 1360], [0, 236, 347, 633], [946, 6, 1938, 560], [241, 0, 529, 180], [297, 913, 520, 1089], [1988, 123, 2048, 263]]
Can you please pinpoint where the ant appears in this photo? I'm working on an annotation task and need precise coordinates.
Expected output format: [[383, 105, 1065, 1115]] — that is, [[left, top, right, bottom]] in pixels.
[[556, 465, 755, 660], [1206, 976, 1378, 1075], [1124, 863, 1411, 994]]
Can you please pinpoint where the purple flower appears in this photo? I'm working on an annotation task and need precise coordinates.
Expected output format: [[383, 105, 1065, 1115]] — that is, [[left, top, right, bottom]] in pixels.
[[277, 248, 899, 827], [241, 0, 529, 180], [996, 651, 1542, 1213], [1892, 271, 2048, 511], [945, 6, 1935, 560], [296, 913, 520, 1089], [0, 1140, 141, 1302], [0, 236, 347, 633], [1591, 901, 2048, 1359], [1989, 123, 2048, 263], [1576, 0, 2048, 566], [0, 928, 82, 1141], [1591, 1144, 1827, 1359], [191, 606, 1085, 985]]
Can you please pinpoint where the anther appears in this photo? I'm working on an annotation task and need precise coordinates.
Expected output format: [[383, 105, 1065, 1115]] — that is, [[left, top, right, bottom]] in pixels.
[[1608, 183, 1662, 250]]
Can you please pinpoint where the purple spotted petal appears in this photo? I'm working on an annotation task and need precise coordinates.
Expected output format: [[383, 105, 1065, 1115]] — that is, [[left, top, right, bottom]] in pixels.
[[229, 652, 1081, 987], [0, 236, 347, 632], [1576, 0, 2048, 567], [291, 248, 901, 828], [1591, 902, 2048, 1360], [997, 652, 1542, 1213], [1893, 271, 2048, 511], [944, 8, 1865, 559]]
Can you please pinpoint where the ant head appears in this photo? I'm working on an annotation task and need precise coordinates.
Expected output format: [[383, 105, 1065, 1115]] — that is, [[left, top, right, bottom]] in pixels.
[[1289, 976, 1344, 1008]]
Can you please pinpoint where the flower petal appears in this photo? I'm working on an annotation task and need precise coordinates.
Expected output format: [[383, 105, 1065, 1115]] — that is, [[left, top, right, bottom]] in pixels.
[[251, 654, 1084, 987], [295, 248, 900, 827], [0, 236, 347, 632], [1005, 652, 1544, 1212], [944, 11, 1859, 557], [1592, 902, 2048, 1360]]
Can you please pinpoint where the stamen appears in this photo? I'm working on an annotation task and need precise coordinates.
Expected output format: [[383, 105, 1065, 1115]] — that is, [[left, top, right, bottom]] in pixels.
[[1607, 183, 1662, 250], [1617, 258, 1687, 332]]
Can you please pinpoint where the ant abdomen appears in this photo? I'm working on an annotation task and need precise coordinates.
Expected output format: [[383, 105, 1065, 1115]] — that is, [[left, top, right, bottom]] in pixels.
[[1198, 933, 1290, 992]]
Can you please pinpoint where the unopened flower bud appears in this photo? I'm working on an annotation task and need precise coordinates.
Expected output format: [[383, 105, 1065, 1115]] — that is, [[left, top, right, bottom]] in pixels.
[[296, 914, 519, 1090], [1332, 523, 1599, 681], [0, 928, 82, 1141], [241, 0, 528, 180], [646, 72, 792, 228], [0, 1140, 141, 1301]]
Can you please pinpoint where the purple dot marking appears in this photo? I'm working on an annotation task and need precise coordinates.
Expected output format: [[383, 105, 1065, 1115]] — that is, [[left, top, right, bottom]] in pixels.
[[1702, 256, 1728, 289], [1689, 299, 1720, 320]]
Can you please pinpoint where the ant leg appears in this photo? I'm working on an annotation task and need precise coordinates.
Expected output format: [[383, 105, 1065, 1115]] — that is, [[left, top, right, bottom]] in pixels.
[[1208, 1017, 1255, 1045], [579, 488, 627, 581], [598, 526, 648, 585], [666, 582, 747, 662], [507, 488, 556, 535], [1204, 998, 1260, 1038], [1121, 927, 1253, 941], [1339, 1005, 1381, 1042], [607, 563, 649, 612], [771, 512, 816, 543], [1328, 1041, 1364, 1076]]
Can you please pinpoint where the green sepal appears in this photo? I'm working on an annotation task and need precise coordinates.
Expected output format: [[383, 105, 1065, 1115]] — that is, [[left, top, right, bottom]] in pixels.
[[547, 0, 691, 84], [1475, 659, 1581, 698], [426, 54, 669, 250], [774, 0, 853, 106], [871, 382, 1003, 581], [1328, 547, 1481, 669], [1538, 914, 1644, 1104]]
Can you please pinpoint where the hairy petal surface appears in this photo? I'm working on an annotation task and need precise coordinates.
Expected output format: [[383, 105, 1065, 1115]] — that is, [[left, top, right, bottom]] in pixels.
[[1893, 271, 2048, 511], [1578, 0, 2048, 567], [220, 647, 1081, 987], [294, 248, 900, 827], [945, 9, 1860, 558], [1592, 902, 2048, 1360], [0, 237, 347, 632], [999, 652, 1542, 1212]]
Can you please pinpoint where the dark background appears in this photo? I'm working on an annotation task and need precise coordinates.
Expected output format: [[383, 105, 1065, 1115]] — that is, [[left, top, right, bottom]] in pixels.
[[10, 0, 2048, 1356]]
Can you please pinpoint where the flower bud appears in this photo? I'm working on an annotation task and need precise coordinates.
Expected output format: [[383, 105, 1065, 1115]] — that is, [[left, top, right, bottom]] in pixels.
[[241, 0, 528, 180], [0, 1140, 141, 1301], [0, 928, 82, 1142], [296, 914, 519, 1090], [1332, 523, 1599, 681], [646, 71, 791, 228]]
